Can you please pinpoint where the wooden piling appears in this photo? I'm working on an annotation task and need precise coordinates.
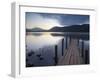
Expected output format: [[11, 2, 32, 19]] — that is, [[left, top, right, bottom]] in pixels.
[[69, 37, 71, 44], [85, 50, 89, 64], [62, 38, 64, 56], [77, 39, 79, 46], [55, 45, 58, 65], [66, 37, 67, 49], [81, 40, 84, 58]]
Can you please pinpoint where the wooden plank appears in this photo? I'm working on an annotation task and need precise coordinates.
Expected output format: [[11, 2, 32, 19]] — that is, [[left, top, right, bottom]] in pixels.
[[58, 39, 84, 65]]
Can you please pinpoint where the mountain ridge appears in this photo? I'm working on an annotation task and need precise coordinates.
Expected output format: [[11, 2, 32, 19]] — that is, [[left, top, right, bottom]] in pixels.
[[26, 24, 89, 32]]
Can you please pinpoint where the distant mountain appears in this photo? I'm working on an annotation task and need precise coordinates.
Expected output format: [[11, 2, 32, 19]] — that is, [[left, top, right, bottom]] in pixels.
[[26, 24, 89, 32], [49, 24, 89, 32], [26, 27, 46, 32]]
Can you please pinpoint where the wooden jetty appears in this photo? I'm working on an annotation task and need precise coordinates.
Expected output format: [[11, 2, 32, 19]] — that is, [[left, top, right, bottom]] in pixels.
[[57, 39, 84, 65]]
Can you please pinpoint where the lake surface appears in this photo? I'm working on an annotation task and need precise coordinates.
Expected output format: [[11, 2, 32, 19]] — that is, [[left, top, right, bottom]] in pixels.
[[26, 32, 89, 67]]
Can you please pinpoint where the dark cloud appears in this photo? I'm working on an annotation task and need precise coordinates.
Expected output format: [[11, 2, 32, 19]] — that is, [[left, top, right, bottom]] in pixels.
[[26, 12, 89, 29]]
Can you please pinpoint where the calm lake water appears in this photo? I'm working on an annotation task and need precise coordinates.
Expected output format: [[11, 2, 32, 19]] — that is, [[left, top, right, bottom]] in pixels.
[[26, 32, 89, 67]]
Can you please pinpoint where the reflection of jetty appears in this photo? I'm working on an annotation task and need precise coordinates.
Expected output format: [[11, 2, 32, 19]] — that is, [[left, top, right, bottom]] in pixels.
[[54, 38, 89, 65]]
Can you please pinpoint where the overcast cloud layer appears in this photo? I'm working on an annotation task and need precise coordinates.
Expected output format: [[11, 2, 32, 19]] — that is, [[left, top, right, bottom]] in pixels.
[[26, 12, 89, 30]]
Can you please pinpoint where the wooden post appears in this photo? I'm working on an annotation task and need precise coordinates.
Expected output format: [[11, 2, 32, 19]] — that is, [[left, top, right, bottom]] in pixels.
[[68, 37, 70, 46], [69, 37, 71, 44], [78, 39, 81, 56], [77, 39, 79, 46], [66, 37, 67, 49], [85, 50, 89, 64], [55, 45, 58, 65], [62, 38, 64, 56], [81, 40, 84, 58]]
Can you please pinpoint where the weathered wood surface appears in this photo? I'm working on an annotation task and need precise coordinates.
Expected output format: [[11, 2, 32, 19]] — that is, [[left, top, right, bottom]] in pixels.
[[58, 39, 84, 65]]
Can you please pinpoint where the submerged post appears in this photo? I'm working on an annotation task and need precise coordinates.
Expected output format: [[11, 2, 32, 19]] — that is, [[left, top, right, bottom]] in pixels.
[[62, 38, 64, 56], [55, 45, 58, 65]]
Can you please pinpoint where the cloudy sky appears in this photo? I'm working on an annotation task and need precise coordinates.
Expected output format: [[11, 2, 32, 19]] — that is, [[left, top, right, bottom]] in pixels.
[[25, 12, 89, 30]]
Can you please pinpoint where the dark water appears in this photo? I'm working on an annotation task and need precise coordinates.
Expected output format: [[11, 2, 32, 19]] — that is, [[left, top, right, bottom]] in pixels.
[[26, 32, 89, 67]]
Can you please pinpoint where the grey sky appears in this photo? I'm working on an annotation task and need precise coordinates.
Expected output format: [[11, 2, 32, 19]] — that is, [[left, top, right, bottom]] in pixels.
[[26, 12, 89, 30]]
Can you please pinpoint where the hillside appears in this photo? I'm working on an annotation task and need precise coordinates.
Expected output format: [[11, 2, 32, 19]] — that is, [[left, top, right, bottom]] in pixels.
[[49, 24, 89, 32], [26, 24, 89, 32]]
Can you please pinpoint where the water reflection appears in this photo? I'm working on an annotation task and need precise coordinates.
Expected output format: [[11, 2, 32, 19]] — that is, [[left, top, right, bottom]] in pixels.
[[26, 32, 89, 67], [26, 32, 64, 51]]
